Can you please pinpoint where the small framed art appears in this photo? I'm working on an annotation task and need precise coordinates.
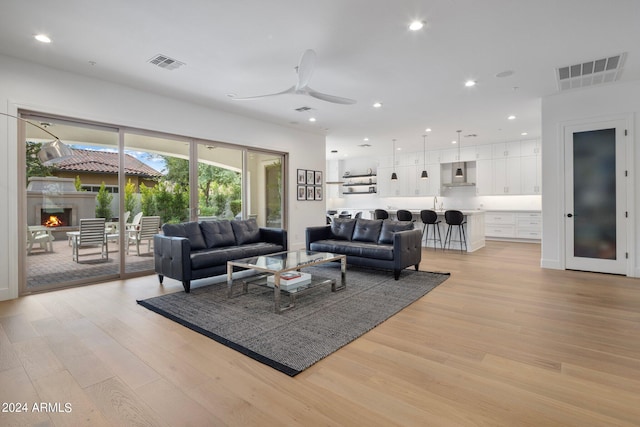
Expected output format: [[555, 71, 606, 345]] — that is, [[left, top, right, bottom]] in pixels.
[[314, 170, 323, 185], [297, 169, 306, 185], [314, 186, 323, 201], [306, 186, 315, 200], [297, 185, 306, 200], [306, 170, 315, 185]]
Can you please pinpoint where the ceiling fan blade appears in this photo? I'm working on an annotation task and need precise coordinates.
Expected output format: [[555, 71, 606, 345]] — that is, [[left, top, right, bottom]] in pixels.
[[296, 49, 316, 90], [231, 86, 296, 101], [307, 88, 357, 105]]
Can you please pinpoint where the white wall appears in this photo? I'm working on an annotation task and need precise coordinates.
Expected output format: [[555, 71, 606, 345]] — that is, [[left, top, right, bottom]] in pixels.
[[0, 54, 326, 300], [541, 80, 639, 275]]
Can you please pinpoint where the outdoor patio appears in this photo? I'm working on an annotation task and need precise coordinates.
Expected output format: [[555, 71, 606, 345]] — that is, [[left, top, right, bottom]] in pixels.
[[26, 236, 155, 291]]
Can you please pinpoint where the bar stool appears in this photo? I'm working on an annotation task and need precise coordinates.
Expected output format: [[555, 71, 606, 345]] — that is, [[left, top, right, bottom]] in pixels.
[[444, 210, 467, 253], [420, 209, 442, 250], [396, 209, 414, 221], [374, 209, 389, 220]]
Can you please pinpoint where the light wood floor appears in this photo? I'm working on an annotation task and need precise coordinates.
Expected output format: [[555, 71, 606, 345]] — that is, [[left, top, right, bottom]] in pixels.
[[1, 241, 640, 426]]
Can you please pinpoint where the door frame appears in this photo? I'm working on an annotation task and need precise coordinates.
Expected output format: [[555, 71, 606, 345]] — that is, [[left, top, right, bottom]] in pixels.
[[561, 114, 634, 276]]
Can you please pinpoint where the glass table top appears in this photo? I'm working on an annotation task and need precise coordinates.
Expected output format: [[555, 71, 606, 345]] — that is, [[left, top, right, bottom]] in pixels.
[[228, 250, 343, 272]]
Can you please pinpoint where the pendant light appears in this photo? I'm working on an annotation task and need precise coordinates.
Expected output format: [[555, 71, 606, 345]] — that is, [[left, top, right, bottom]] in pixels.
[[455, 130, 464, 178], [420, 134, 428, 179], [391, 139, 398, 180]]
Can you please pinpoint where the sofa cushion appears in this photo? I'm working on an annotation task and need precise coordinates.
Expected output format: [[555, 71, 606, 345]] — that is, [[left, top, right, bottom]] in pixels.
[[352, 219, 383, 243], [162, 221, 207, 250], [309, 240, 394, 261], [231, 218, 260, 245], [330, 218, 356, 240], [200, 220, 236, 248], [190, 242, 286, 270], [378, 220, 414, 244]]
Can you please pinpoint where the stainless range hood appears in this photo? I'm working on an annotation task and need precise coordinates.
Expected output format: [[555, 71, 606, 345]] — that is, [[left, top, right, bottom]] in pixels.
[[441, 161, 476, 188]]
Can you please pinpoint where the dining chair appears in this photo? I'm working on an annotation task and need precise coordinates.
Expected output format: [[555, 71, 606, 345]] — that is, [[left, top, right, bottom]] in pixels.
[[26, 226, 54, 255]]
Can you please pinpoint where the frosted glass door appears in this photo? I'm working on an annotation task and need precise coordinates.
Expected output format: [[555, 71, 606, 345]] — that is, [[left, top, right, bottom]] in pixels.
[[564, 121, 626, 274]]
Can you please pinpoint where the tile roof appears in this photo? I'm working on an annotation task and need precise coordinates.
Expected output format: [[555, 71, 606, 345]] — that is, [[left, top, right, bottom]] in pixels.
[[53, 149, 163, 178]]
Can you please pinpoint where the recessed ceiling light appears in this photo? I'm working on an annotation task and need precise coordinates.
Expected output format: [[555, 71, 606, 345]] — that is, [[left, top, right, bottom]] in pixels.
[[372, 102, 383, 108], [425, 128, 432, 132], [464, 80, 476, 87], [363, 137, 369, 141], [34, 34, 51, 43], [409, 20, 425, 31], [496, 70, 514, 78], [521, 132, 528, 136], [508, 115, 516, 120], [451, 140, 457, 144], [308, 117, 316, 122]]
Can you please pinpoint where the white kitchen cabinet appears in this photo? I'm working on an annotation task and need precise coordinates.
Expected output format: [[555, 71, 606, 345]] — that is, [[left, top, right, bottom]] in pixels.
[[515, 212, 542, 239], [492, 141, 521, 158], [485, 211, 541, 241], [493, 157, 521, 194], [520, 155, 542, 194], [474, 144, 493, 160], [439, 148, 458, 163], [475, 159, 493, 195], [376, 166, 393, 197], [520, 139, 541, 156]]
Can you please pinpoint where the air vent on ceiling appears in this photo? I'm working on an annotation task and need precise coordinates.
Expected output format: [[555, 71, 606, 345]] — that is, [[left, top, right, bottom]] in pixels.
[[358, 143, 372, 147], [556, 53, 626, 91], [148, 54, 185, 70], [294, 106, 313, 112]]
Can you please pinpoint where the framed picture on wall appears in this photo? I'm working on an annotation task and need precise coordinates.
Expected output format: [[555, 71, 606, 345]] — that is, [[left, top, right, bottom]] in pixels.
[[297, 169, 306, 185], [306, 186, 315, 200], [297, 185, 306, 200], [314, 170, 323, 185], [314, 186, 323, 201], [306, 170, 315, 185]]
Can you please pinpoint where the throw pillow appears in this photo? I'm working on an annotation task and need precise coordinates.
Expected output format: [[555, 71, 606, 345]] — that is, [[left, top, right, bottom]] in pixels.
[[352, 219, 383, 243], [330, 218, 356, 241], [378, 220, 415, 244], [162, 221, 207, 250], [200, 220, 236, 248], [231, 218, 261, 245]]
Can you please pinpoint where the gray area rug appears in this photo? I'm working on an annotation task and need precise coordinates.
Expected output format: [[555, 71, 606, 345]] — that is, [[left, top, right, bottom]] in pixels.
[[137, 265, 449, 376]]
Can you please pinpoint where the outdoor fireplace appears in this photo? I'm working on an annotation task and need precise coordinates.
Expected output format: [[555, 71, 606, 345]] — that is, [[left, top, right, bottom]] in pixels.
[[40, 208, 72, 227]]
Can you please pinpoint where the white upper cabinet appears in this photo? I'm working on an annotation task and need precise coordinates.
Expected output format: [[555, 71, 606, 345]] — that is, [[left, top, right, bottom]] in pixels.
[[492, 141, 521, 158], [475, 144, 493, 160], [520, 139, 541, 156], [520, 155, 542, 194]]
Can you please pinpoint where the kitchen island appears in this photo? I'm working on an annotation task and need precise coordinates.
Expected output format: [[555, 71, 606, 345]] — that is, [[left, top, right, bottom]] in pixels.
[[373, 209, 485, 252]]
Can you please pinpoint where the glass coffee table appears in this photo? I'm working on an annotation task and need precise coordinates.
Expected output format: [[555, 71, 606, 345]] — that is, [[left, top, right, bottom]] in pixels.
[[227, 250, 346, 313]]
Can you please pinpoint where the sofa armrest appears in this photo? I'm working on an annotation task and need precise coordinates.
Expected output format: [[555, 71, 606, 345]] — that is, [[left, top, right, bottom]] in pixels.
[[154, 235, 192, 281], [259, 227, 288, 250], [392, 229, 423, 269], [305, 225, 331, 250]]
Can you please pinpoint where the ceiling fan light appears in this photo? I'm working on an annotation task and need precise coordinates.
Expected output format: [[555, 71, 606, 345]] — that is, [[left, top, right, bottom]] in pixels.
[[421, 170, 429, 179]]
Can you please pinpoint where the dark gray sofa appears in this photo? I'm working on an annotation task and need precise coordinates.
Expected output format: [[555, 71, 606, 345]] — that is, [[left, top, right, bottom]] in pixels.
[[306, 218, 422, 280], [154, 218, 287, 292]]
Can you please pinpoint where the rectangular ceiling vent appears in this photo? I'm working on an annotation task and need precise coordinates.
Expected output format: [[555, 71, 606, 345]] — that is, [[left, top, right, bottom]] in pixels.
[[294, 106, 313, 112], [556, 53, 626, 91], [148, 54, 185, 70]]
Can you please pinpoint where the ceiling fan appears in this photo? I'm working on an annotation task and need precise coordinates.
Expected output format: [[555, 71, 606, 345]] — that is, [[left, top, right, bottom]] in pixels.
[[231, 49, 356, 105]]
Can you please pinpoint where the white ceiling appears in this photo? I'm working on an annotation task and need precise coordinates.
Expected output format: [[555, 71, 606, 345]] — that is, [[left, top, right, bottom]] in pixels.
[[1, 0, 639, 159]]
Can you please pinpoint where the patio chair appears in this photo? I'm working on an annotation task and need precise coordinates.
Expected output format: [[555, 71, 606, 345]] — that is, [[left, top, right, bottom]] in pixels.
[[27, 226, 54, 255], [70, 218, 108, 262], [126, 215, 160, 255]]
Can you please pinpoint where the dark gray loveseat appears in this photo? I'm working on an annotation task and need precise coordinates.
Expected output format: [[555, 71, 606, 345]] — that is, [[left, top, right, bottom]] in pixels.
[[154, 218, 287, 292], [306, 218, 422, 280]]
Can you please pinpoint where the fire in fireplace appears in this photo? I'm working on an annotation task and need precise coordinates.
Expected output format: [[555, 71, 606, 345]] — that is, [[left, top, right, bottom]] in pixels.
[[41, 208, 72, 227]]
